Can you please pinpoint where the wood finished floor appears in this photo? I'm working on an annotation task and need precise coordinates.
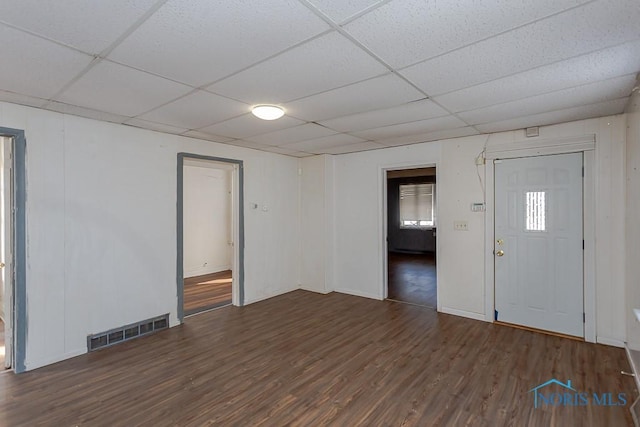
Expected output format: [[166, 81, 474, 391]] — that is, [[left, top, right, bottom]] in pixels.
[[388, 252, 437, 308], [0, 291, 635, 426], [184, 270, 232, 315]]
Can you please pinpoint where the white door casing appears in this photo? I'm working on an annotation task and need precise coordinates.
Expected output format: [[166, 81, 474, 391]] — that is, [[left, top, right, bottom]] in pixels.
[[1, 136, 13, 368], [494, 152, 584, 337]]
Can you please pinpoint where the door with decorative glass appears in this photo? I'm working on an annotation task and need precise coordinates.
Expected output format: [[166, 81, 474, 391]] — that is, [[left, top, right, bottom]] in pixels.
[[494, 153, 583, 337]]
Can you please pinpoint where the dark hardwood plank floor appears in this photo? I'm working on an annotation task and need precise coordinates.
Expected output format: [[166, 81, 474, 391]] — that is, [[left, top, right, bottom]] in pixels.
[[184, 270, 232, 315], [0, 291, 635, 426], [388, 251, 437, 308]]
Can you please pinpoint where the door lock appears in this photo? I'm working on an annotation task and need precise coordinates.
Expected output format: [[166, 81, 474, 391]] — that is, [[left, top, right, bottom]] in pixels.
[[496, 250, 505, 257]]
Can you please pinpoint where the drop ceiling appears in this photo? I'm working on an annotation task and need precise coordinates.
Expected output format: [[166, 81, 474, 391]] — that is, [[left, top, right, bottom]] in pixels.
[[0, 0, 638, 157]]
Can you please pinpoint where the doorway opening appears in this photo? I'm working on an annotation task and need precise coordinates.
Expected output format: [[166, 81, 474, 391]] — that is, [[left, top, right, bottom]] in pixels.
[[0, 135, 12, 371], [177, 154, 244, 321], [385, 167, 437, 309], [0, 128, 25, 373]]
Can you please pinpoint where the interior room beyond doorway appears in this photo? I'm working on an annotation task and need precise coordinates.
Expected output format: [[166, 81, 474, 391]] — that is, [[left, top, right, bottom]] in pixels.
[[182, 159, 234, 316], [386, 167, 437, 309]]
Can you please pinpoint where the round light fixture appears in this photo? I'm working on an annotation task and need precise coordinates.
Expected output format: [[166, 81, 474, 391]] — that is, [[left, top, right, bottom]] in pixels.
[[251, 105, 285, 120]]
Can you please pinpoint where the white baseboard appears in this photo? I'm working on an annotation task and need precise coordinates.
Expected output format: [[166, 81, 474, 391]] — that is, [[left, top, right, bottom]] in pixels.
[[597, 337, 625, 348], [334, 287, 382, 301], [25, 349, 86, 372], [243, 287, 298, 305], [440, 306, 486, 322], [625, 345, 640, 394], [184, 264, 231, 278], [299, 285, 332, 295]]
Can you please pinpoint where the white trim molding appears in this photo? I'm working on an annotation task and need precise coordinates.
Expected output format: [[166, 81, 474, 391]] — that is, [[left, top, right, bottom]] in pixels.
[[597, 337, 625, 348], [335, 288, 383, 301], [441, 307, 486, 322], [485, 134, 595, 159]]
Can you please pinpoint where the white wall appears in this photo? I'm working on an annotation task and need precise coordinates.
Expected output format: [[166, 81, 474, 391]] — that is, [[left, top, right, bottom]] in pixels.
[[299, 155, 334, 294], [329, 115, 627, 345], [333, 144, 441, 300], [625, 84, 640, 350], [183, 164, 232, 277], [0, 101, 301, 370]]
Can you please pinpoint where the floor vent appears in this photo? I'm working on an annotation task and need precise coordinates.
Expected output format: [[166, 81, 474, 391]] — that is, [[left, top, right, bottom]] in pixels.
[[87, 314, 169, 352]]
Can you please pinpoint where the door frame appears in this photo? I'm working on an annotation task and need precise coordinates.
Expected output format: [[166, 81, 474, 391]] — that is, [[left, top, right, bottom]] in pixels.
[[379, 160, 440, 311], [484, 135, 596, 343], [176, 153, 244, 322], [0, 127, 26, 373]]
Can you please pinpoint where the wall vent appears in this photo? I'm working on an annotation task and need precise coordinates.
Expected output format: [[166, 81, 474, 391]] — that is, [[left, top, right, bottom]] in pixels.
[[87, 314, 169, 352], [525, 126, 540, 137]]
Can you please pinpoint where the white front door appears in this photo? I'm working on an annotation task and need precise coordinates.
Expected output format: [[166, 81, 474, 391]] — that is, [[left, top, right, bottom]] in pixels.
[[494, 153, 583, 337]]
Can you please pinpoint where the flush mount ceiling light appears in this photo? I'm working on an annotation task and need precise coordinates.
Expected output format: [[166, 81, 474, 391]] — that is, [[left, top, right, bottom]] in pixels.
[[251, 105, 285, 120]]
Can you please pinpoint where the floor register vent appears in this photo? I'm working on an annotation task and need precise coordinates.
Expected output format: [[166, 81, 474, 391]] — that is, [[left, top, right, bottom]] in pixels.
[[87, 314, 169, 352]]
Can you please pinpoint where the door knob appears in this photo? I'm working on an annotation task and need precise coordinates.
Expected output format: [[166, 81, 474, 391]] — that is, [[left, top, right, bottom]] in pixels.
[[496, 250, 505, 257]]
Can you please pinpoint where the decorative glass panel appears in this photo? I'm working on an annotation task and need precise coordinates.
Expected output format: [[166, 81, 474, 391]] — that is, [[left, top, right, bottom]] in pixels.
[[525, 191, 546, 231]]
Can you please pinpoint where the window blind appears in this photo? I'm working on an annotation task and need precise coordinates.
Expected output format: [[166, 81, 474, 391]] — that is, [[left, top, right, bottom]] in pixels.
[[399, 183, 434, 227]]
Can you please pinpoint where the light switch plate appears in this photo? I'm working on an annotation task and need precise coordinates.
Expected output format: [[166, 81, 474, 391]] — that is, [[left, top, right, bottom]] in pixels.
[[454, 220, 468, 231]]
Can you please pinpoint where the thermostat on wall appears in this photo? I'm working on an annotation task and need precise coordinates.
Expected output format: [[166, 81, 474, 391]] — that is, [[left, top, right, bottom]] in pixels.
[[471, 203, 485, 212]]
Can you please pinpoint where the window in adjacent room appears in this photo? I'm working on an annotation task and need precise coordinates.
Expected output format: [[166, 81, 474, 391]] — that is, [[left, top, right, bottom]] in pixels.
[[399, 183, 435, 228]]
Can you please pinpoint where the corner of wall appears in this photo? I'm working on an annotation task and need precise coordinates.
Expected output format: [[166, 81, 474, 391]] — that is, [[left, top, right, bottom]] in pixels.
[[625, 78, 640, 349]]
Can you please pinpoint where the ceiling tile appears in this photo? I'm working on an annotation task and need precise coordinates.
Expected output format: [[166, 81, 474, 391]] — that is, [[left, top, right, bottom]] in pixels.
[[45, 101, 129, 124], [0, 89, 48, 108], [208, 32, 388, 104], [475, 98, 629, 133], [284, 73, 424, 121], [433, 39, 640, 112], [459, 74, 637, 125], [109, 0, 329, 86], [257, 145, 308, 156], [138, 91, 250, 130], [246, 123, 337, 146], [225, 140, 314, 156], [220, 140, 274, 151], [305, 0, 385, 23], [402, 0, 640, 95], [0, 0, 158, 54], [320, 99, 449, 132], [377, 127, 480, 146], [198, 114, 305, 139], [352, 115, 467, 141], [0, 24, 93, 99], [280, 133, 367, 152], [318, 141, 386, 154], [124, 118, 189, 135], [181, 130, 236, 143], [288, 152, 317, 157], [345, 0, 592, 68], [57, 61, 193, 117]]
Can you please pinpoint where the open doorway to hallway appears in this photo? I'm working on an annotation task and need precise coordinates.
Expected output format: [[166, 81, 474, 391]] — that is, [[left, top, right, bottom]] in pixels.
[[386, 168, 437, 309], [0, 135, 14, 371], [182, 158, 235, 317]]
